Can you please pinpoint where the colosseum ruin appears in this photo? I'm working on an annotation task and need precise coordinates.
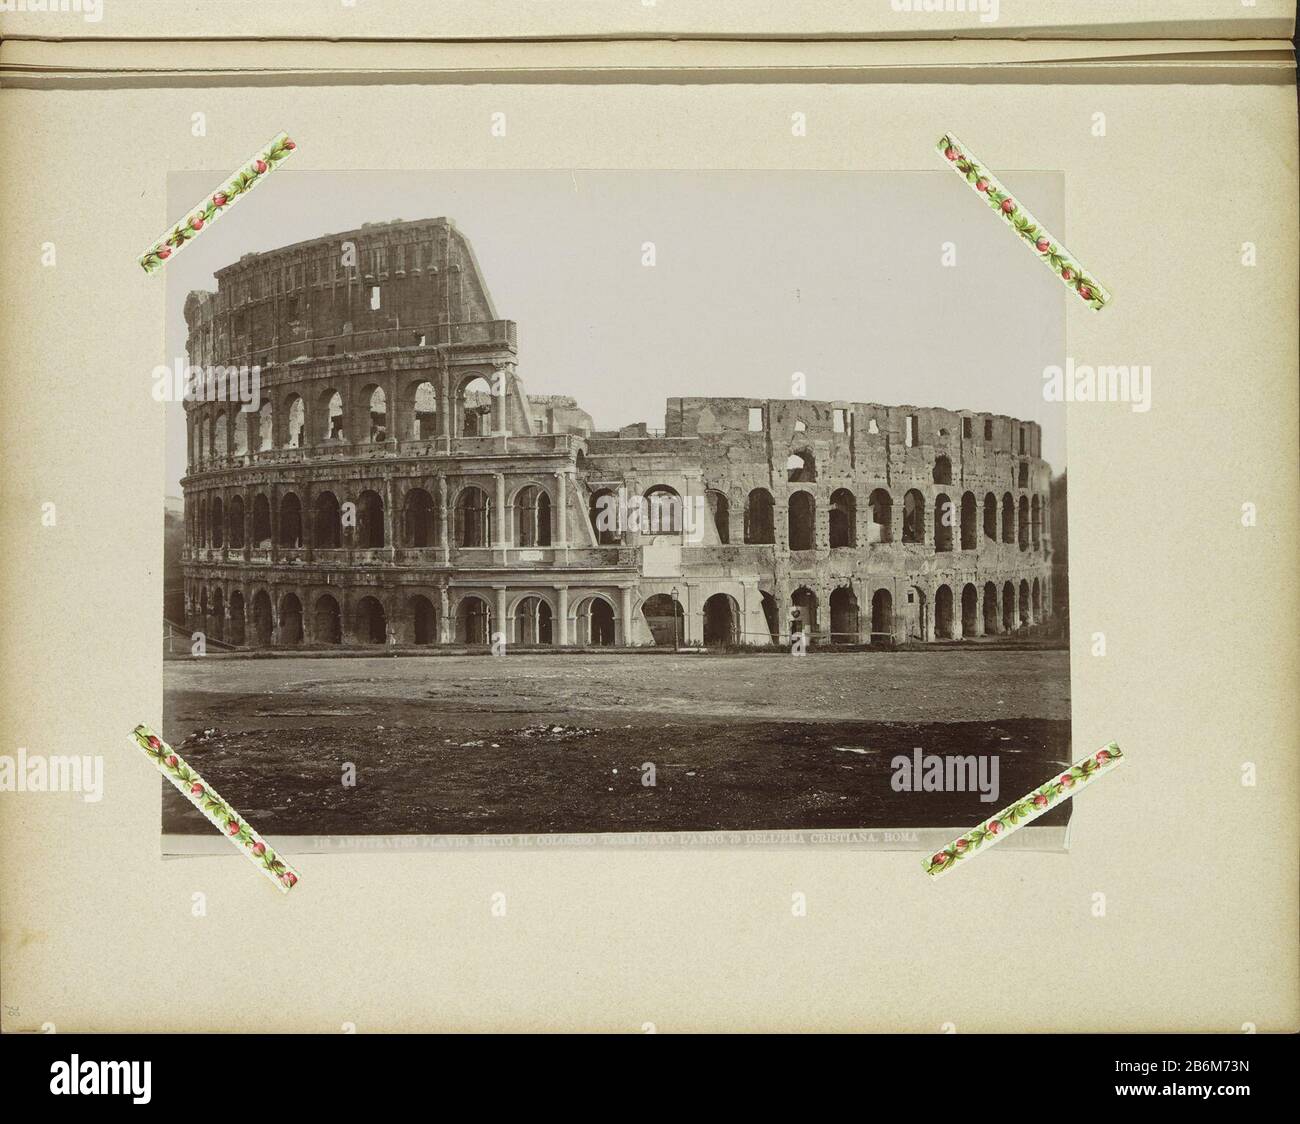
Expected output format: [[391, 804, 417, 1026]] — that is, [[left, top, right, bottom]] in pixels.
[[180, 217, 1055, 650]]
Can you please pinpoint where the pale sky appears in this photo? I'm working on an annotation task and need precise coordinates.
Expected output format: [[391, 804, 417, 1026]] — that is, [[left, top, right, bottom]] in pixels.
[[165, 169, 1065, 493]]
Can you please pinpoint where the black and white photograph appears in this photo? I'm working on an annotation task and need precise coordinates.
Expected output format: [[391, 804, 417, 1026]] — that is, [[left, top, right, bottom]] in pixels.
[[162, 169, 1069, 850]]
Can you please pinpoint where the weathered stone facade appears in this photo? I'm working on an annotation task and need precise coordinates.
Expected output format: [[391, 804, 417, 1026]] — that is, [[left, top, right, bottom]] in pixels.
[[181, 218, 1055, 649]]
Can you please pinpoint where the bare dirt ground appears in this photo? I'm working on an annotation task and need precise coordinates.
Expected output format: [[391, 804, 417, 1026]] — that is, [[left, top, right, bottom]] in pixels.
[[162, 650, 1072, 835]]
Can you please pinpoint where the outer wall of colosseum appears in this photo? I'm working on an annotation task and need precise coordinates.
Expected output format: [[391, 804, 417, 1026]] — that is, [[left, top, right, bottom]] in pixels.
[[181, 218, 1055, 650]]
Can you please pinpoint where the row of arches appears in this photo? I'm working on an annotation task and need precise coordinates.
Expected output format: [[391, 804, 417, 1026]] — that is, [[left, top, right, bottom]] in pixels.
[[191, 483, 555, 551], [189, 372, 506, 464]]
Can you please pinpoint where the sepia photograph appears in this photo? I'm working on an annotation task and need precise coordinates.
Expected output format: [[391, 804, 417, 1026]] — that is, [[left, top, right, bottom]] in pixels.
[[161, 169, 1070, 850]]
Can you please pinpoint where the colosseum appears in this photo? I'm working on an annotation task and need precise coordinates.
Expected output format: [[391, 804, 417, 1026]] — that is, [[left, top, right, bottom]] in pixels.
[[180, 217, 1055, 650]]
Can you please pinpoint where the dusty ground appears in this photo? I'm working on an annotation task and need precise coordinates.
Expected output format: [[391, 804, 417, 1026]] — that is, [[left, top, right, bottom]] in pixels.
[[162, 650, 1072, 835]]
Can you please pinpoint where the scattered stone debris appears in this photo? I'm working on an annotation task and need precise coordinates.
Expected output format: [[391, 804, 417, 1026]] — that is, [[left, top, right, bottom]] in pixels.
[[518, 723, 597, 742]]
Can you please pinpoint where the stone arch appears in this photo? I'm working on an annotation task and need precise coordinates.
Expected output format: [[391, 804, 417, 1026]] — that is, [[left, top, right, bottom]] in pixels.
[[829, 489, 856, 548], [279, 492, 303, 548], [284, 394, 305, 448], [706, 489, 730, 544], [314, 490, 341, 548], [868, 488, 892, 544], [1001, 492, 1015, 543], [642, 485, 683, 535], [905, 585, 928, 642], [933, 455, 952, 485], [1033, 577, 1042, 620], [702, 592, 740, 646], [228, 590, 246, 645], [456, 594, 492, 644], [589, 487, 619, 546], [983, 492, 998, 541], [455, 485, 492, 548], [213, 411, 229, 458], [411, 594, 438, 644], [935, 584, 955, 639], [252, 493, 272, 546], [745, 488, 775, 544], [279, 592, 303, 644], [1018, 495, 1030, 550], [786, 448, 816, 482], [362, 384, 388, 443], [574, 594, 616, 647], [513, 484, 552, 547], [1002, 580, 1016, 631], [209, 495, 225, 548], [354, 595, 388, 644], [788, 490, 815, 551], [871, 588, 893, 642], [210, 586, 226, 641], [1019, 579, 1031, 625], [406, 378, 438, 440], [513, 594, 554, 645], [403, 487, 438, 548], [320, 388, 345, 441], [903, 489, 926, 544], [962, 583, 978, 636], [791, 586, 818, 636], [960, 492, 978, 550], [227, 494, 245, 549], [983, 581, 999, 634], [934, 493, 954, 552], [760, 590, 780, 645], [314, 593, 342, 644], [459, 374, 494, 437], [641, 593, 684, 647], [251, 589, 273, 646], [356, 489, 385, 548], [1031, 494, 1042, 548], [829, 586, 859, 644]]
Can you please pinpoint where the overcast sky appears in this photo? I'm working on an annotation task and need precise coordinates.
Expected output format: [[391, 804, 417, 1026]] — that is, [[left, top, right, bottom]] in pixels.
[[165, 169, 1065, 494]]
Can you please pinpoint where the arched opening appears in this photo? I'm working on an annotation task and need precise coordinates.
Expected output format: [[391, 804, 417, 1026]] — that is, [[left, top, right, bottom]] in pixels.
[[211, 587, 226, 641], [279, 593, 303, 644], [321, 389, 345, 441], [1019, 580, 1031, 625], [960, 492, 977, 550], [983, 492, 998, 541], [934, 493, 954, 552], [231, 411, 248, 457], [589, 488, 619, 545], [210, 496, 225, 548], [410, 380, 438, 440], [786, 449, 816, 482], [213, 412, 229, 458], [252, 493, 271, 546], [411, 595, 438, 644], [355, 596, 387, 644], [871, 588, 893, 642], [903, 489, 926, 544], [257, 400, 273, 452], [575, 596, 615, 647], [868, 488, 893, 544], [252, 590, 273, 646], [228, 590, 246, 645], [1031, 495, 1042, 548], [792, 587, 818, 637], [403, 488, 437, 547], [906, 585, 927, 642], [455, 486, 491, 548], [829, 586, 859, 644], [515, 486, 552, 547], [760, 591, 780, 644], [362, 386, 387, 443], [279, 492, 302, 548], [1033, 577, 1042, 620], [285, 395, 305, 448], [1018, 495, 1029, 551], [983, 581, 999, 634], [641, 594, 683, 647], [962, 583, 978, 636], [642, 485, 683, 535], [227, 494, 244, 549], [356, 489, 385, 548], [314, 594, 342, 644], [512, 596, 553, 645], [1002, 581, 1016, 631], [788, 491, 815, 551], [933, 455, 952, 485], [198, 588, 209, 633], [702, 593, 740, 646], [745, 488, 775, 544], [197, 498, 207, 547], [1001, 492, 1015, 543], [829, 489, 856, 548], [195, 416, 207, 462], [935, 585, 955, 639], [706, 490, 730, 544], [313, 491, 341, 548], [456, 596, 491, 645], [460, 375, 493, 437]]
